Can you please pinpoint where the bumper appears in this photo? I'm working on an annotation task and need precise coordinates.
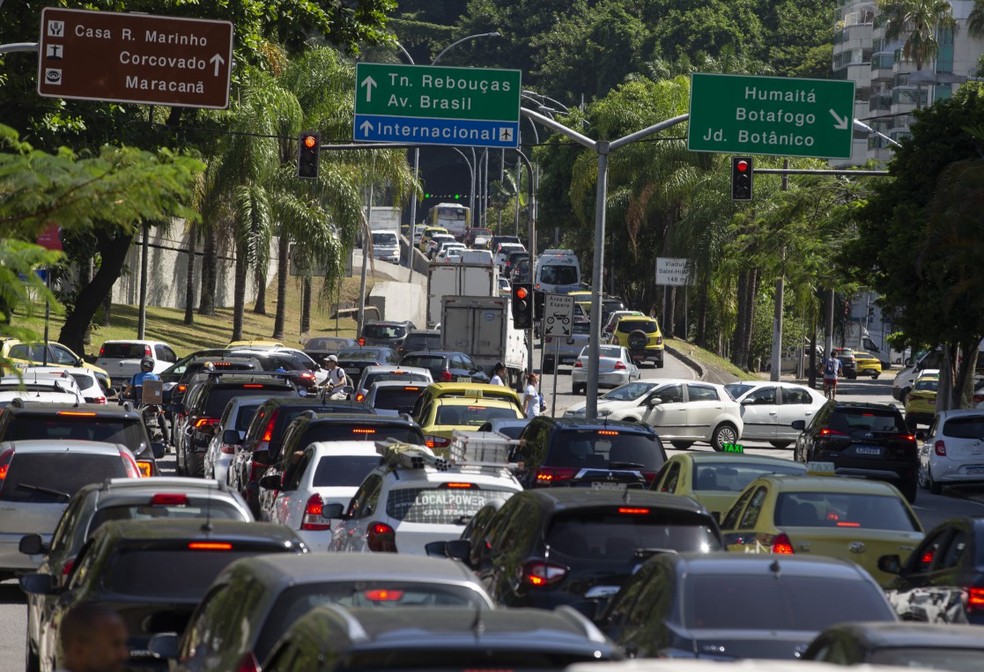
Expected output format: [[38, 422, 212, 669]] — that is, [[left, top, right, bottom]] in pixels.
[[297, 529, 335, 553], [824, 455, 918, 486], [373, 251, 400, 264], [212, 454, 232, 485], [629, 348, 664, 363], [930, 458, 984, 484]]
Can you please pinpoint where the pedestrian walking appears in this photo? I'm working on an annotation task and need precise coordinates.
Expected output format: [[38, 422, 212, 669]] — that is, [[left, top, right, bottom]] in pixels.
[[489, 363, 507, 386], [523, 373, 540, 419], [58, 602, 129, 672]]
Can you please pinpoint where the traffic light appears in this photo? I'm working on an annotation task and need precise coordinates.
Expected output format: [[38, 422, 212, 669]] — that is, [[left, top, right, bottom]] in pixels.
[[511, 283, 533, 329], [731, 156, 753, 201], [297, 131, 321, 179]]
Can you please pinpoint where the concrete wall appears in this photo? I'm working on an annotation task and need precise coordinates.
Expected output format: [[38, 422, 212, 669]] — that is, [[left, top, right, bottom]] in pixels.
[[354, 249, 428, 327], [110, 222, 279, 310]]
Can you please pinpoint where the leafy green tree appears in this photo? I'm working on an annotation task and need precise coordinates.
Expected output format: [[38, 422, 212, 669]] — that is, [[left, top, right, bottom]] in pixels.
[[879, 0, 957, 108]]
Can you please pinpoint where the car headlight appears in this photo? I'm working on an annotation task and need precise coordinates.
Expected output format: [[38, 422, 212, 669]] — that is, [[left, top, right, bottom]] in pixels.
[[597, 408, 613, 417]]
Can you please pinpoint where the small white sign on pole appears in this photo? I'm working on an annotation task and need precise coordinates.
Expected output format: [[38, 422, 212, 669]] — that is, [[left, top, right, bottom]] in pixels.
[[656, 257, 691, 286], [543, 294, 575, 338]]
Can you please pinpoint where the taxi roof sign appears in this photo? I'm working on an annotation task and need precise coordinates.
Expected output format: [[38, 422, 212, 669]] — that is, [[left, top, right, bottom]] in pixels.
[[805, 461, 837, 476]]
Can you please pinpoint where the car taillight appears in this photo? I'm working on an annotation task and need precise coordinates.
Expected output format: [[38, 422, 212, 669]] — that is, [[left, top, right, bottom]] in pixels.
[[367, 521, 397, 552], [363, 589, 404, 602], [355, 393, 365, 402], [0, 448, 12, 481], [301, 494, 331, 531], [248, 458, 266, 482], [188, 542, 233, 551], [62, 559, 74, 577], [425, 436, 451, 449], [534, 466, 577, 484], [220, 442, 236, 455], [819, 428, 847, 437], [120, 450, 141, 478], [935, 440, 947, 456], [152, 493, 189, 506], [194, 417, 219, 429], [613, 361, 626, 370], [440, 370, 453, 382], [574, 360, 583, 368], [135, 460, 153, 478], [967, 587, 984, 612], [144, 345, 152, 356], [99, 345, 105, 357], [655, 336, 663, 345], [522, 560, 568, 587], [261, 409, 279, 443], [235, 652, 259, 672], [92, 396, 107, 404], [771, 532, 795, 554]]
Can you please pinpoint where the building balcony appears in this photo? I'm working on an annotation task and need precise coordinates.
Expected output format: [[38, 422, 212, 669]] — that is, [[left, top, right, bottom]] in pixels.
[[870, 53, 895, 81], [868, 93, 892, 112]]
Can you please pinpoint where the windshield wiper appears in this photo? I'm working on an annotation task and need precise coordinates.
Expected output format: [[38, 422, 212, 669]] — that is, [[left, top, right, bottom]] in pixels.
[[17, 483, 70, 500]]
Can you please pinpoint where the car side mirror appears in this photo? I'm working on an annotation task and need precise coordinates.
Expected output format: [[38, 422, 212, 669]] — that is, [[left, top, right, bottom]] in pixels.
[[19, 534, 47, 556], [259, 474, 283, 490], [647, 397, 662, 407], [878, 554, 902, 575], [107, 388, 119, 399], [915, 430, 927, 442], [324, 503, 344, 519], [148, 632, 180, 660], [424, 541, 449, 558], [19, 573, 59, 595], [791, 419, 806, 431], [222, 429, 241, 445], [446, 539, 472, 563], [150, 442, 166, 459]]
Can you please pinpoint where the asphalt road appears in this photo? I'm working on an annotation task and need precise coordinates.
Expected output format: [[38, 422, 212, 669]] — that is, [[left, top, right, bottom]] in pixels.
[[2, 350, 982, 671]]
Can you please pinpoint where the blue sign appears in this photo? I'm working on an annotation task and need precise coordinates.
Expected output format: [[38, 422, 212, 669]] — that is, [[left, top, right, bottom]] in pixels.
[[354, 114, 519, 149], [19, 269, 48, 282]]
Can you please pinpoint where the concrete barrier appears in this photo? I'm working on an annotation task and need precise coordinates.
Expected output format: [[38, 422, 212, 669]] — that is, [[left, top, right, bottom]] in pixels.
[[368, 280, 427, 328]]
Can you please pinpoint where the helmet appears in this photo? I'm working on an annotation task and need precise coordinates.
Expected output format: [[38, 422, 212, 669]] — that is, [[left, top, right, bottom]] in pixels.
[[140, 357, 154, 371]]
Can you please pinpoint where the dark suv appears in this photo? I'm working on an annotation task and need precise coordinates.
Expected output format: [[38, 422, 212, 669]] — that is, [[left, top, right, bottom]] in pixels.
[[360, 321, 415, 349], [435, 489, 722, 615], [175, 375, 298, 478], [514, 417, 667, 488], [0, 400, 163, 475], [793, 401, 918, 502]]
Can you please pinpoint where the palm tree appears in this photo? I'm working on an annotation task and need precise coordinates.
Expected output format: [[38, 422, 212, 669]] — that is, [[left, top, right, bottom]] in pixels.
[[878, 0, 958, 107]]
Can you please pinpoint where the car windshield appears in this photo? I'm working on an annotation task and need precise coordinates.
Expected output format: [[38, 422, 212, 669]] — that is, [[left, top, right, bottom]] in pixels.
[[828, 408, 907, 434], [99, 343, 148, 359], [774, 492, 920, 531], [0, 453, 127, 503], [312, 455, 380, 487], [602, 382, 658, 402], [617, 319, 658, 333], [546, 508, 720, 561], [89, 501, 244, 530], [435, 404, 519, 426], [692, 462, 806, 492], [540, 265, 578, 285], [5, 416, 145, 447], [869, 648, 983, 670], [684, 574, 891, 630], [547, 428, 664, 471], [372, 387, 425, 412], [943, 415, 984, 439], [371, 232, 397, 246], [386, 486, 516, 524]]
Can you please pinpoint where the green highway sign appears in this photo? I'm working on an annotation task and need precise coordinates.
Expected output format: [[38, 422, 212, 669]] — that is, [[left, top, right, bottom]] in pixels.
[[688, 73, 856, 159], [353, 63, 521, 149]]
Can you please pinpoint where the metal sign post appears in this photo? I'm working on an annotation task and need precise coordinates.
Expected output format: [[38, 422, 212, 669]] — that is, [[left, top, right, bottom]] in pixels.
[[544, 294, 574, 417]]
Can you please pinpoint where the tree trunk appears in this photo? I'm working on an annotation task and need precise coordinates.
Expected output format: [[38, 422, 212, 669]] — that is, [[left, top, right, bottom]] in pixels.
[[301, 276, 312, 334], [183, 225, 196, 325], [253, 266, 267, 314], [59, 230, 134, 355], [272, 227, 289, 340], [231, 240, 249, 342], [949, 339, 980, 409], [731, 270, 749, 368], [198, 227, 217, 316], [740, 269, 759, 369], [696, 270, 709, 348], [663, 287, 676, 339]]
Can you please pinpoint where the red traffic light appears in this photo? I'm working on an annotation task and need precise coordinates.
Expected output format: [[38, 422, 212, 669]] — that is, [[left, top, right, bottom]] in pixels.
[[736, 159, 749, 173], [302, 135, 318, 149], [515, 287, 529, 300]]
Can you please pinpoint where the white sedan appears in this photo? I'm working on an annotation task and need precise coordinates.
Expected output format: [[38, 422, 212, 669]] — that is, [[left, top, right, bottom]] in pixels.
[[564, 380, 662, 418], [640, 379, 743, 451], [570, 345, 640, 394], [723, 381, 827, 448]]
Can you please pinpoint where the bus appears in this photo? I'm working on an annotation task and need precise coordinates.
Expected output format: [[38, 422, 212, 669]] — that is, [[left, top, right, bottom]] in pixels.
[[427, 203, 471, 240]]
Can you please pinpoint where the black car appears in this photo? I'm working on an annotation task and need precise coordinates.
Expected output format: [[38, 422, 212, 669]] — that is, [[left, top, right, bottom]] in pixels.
[[0, 400, 164, 476], [433, 489, 721, 615], [514, 417, 667, 489], [397, 329, 442, 359], [879, 516, 984, 625], [360, 321, 415, 349], [600, 553, 897, 660], [793, 401, 918, 502], [19, 519, 307, 672], [400, 350, 490, 384], [804, 621, 984, 668], [175, 374, 298, 478], [335, 346, 400, 384], [259, 606, 620, 672]]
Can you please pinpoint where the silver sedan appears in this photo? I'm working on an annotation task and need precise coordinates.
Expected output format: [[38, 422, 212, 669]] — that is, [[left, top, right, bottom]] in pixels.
[[570, 345, 640, 395]]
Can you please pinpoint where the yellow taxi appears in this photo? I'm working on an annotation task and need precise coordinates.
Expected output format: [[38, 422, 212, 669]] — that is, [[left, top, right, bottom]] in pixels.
[[411, 382, 522, 422], [854, 351, 883, 379], [611, 315, 664, 368], [904, 369, 939, 429], [418, 226, 448, 253], [568, 290, 593, 316], [719, 468, 924, 587], [652, 449, 807, 522], [418, 396, 524, 454], [0, 338, 111, 390]]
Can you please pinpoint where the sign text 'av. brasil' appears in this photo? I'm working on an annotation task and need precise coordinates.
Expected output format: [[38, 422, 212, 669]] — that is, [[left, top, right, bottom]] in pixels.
[[354, 63, 521, 149], [37, 7, 233, 109], [688, 73, 856, 159]]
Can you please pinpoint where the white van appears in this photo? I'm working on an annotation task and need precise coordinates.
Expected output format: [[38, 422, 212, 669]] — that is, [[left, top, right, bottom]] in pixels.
[[534, 249, 581, 294], [371, 230, 400, 264]]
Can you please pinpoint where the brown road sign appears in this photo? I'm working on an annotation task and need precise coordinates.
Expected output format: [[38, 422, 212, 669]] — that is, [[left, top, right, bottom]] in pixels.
[[37, 7, 233, 109]]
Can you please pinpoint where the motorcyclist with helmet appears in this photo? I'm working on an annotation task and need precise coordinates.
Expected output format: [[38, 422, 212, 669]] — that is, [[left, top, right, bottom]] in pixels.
[[125, 356, 170, 444]]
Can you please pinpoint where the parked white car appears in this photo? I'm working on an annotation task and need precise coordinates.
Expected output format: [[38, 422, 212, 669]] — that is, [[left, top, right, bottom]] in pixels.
[[570, 345, 640, 394], [634, 379, 743, 451], [95, 340, 178, 388], [724, 381, 827, 448], [919, 409, 984, 494], [264, 441, 382, 552], [564, 380, 663, 419]]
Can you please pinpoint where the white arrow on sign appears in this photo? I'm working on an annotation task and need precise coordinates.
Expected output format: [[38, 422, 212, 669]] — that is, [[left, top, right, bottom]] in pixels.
[[209, 54, 225, 77], [359, 120, 374, 136], [829, 109, 849, 131], [361, 75, 377, 102]]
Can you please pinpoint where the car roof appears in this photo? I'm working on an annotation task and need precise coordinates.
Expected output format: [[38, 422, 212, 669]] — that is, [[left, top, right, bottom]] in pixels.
[[0, 439, 125, 454], [403, 350, 463, 359], [828, 401, 901, 412], [225, 553, 479, 587], [754, 474, 908, 495], [199, 374, 295, 387], [435, 397, 519, 409], [369, 380, 428, 390], [538, 417, 657, 435], [93, 519, 303, 544], [305, 412, 415, 427], [936, 408, 984, 419], [566, 660, 914, 672], [0, 402, 141, 419], [520, 488, 707, 513], [361, 365, 431, 375], [98, 476, 231, 493], [666, 452, 809, 469], [728, 380, 814, 389], [100, 339, 167, 345], [818, 621, 984, 648], [306, 440, 381, 456], [666, 551, 869, 579]]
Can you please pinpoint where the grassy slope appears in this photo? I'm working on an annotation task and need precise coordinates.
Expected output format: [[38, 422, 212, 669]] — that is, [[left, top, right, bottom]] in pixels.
[[665, 337, 750, 380], [11, 276, 371, 358]]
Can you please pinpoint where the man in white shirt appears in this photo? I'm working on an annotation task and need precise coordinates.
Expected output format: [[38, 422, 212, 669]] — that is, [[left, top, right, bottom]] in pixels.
[[323, 355, 347, 393]]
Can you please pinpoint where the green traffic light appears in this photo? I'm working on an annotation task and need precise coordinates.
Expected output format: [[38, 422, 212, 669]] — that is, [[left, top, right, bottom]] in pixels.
[[454, 193, 460, 199]]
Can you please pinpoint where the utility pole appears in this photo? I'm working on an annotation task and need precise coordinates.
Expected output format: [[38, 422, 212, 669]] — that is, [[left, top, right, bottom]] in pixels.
[[769, 159, 788, 382]]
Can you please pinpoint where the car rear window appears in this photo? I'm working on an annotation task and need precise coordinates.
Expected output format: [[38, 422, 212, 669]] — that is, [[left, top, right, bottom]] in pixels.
[[545, 508, 720, 559], [402, 355, 446, 370], [68, 373, 97, 390], [203, 387, 295, 418], [547, 429, 665, 472], [403, 334, 441, 350], [364, 325, 408, 340], [684, 574, 892, 630], [89, 501, 245, 530], [435, 404, 519, 426], [617, 319, 658, 333], [942, 415, 984, 439], [312, 455, 380, 487], [774, 492, 920, 531], [372, 387, 425, 412], [100, 343, 148, 359], [101, 547, 283, 598], [302, 424, 424, 445], [692, 462, 806, 492], [5, 415, 146, 447], [828, 407, 907, 433], [539, 265, 578, 285], [386, 486, 515, 524], [1, 453, 127, 503], [234, 404, 261, 433], [364, 373, 429, 389], [914, 379, 939, 392]]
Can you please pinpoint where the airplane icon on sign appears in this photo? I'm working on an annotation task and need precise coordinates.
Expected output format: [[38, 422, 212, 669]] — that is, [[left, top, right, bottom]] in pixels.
[[499, 127, 514, 142]]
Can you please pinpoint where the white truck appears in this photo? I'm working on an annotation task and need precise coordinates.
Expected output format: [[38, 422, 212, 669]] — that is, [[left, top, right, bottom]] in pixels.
[[441, 295, 527, 386], [369, 206, 401, 235], [427, 262, 498, 328]]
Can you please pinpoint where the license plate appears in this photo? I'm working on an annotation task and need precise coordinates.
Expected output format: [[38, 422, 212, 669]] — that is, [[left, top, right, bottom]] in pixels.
[[591, 481, 625, 491], [854, 446, 883, 456], [966, 467, 984, 475]]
